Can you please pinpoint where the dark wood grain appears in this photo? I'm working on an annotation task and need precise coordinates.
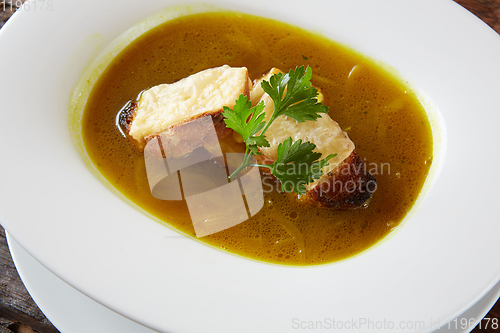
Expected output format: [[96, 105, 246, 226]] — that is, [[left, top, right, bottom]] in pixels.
[[455, 0, 500, 33], [1, 1, 500, 332]]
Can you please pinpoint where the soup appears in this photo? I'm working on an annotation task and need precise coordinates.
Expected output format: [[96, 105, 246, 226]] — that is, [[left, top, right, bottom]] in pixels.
[[82, 12, 433, 265]]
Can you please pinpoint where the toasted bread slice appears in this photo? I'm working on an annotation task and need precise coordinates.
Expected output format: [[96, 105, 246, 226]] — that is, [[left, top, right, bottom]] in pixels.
[[122, 65, 250, 143], [253, 68, 376, 208]]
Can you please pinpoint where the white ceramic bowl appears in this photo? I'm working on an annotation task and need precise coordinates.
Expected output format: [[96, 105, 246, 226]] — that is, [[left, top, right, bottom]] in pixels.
[[1, 1, 499, 332]]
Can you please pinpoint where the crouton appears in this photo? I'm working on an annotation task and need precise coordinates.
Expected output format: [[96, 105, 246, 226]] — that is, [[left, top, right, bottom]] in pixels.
[[121, 65, 250, 143], [252, 68, 376, 209]]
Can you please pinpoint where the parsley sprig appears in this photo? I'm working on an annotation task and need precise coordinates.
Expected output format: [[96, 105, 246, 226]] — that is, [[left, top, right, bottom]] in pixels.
[[222, 66, 336, 195]]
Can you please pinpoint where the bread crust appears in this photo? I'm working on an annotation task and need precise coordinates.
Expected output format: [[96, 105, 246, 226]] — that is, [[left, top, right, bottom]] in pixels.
[[257, 149, 376, 209], [306, 150, 376, 209], [118, 99, 137, 134], [148, 113, 231, 159], [119, 101, 232, 157]]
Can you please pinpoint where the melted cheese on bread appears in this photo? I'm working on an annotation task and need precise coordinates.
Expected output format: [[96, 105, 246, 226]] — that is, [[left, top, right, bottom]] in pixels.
[[250, 68, 354, 190], [129, 65, 249, 141], [256, 94, 354, 189]]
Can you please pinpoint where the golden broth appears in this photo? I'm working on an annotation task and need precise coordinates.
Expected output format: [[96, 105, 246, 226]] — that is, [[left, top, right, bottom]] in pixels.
[[82, 12, 433, 265]]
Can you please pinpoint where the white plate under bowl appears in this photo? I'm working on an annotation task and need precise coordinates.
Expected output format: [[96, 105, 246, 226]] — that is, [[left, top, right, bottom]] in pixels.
[[6, 231, 500, 333], [0, 1, 499, 332], [6, 232, 156, 333]]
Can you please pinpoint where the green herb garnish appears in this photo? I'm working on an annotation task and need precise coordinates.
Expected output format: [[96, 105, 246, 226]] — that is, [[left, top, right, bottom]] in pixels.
[[222, 66, 336, 195]]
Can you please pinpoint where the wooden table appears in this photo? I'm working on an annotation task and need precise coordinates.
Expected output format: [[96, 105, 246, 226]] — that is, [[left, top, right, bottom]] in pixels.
[[1, 1, 500, 332]]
